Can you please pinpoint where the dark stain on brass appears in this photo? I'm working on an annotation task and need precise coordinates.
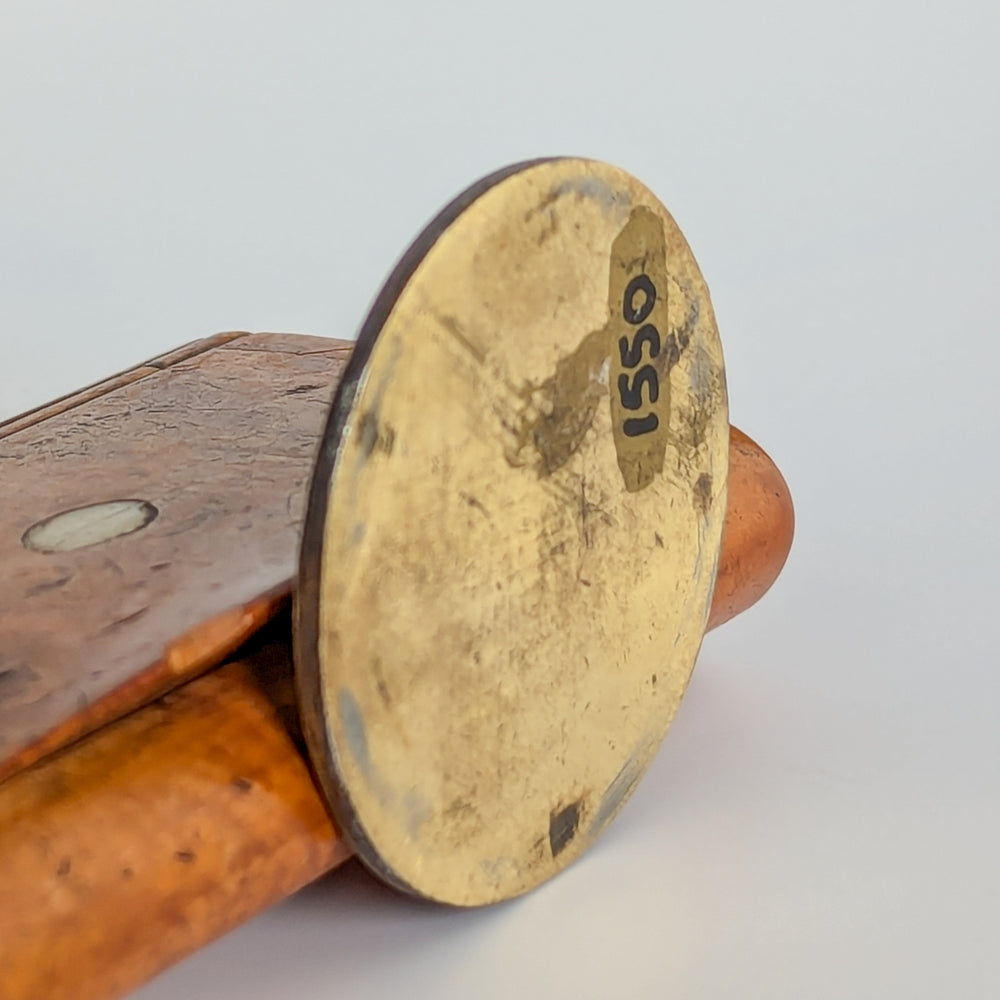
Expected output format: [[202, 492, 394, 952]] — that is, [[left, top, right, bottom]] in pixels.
[[506, 325, 610, 477], [694, 473, 714, 514], [549, 800, 583, 857]]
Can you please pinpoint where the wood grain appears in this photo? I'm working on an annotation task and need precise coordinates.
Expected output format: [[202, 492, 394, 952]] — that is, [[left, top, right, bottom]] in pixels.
[[0, 625, 350, 1000], [707, 426, 794, 630], [0, 333, 352, 782]]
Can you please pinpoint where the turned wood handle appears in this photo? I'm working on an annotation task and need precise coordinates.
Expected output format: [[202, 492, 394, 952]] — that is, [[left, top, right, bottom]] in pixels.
[[708, 426, 795, 629], [0, 429, 792, 1000]]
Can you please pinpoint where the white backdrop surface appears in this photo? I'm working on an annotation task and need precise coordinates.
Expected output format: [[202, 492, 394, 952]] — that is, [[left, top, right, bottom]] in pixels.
[[2, 3, 998, 998]]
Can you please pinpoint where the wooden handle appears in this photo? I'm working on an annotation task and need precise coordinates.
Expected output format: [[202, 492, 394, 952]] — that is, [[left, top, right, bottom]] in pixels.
[[0, 429, 792, 1000], [0, 646, 348, 1000], [708, 426, 794, 630]]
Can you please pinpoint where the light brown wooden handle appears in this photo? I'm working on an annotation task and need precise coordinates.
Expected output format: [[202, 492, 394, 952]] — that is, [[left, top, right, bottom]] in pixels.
[[708, 426, 794, 630], [0, 645, 347, 1000], [0, 428, 792, 1000]]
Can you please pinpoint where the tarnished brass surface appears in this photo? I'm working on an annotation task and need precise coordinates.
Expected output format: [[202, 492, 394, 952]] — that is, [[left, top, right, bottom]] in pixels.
[[297, 159, 729, 905]]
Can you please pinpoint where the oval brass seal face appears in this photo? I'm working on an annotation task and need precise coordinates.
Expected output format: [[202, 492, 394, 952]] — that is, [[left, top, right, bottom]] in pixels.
[[297, 159, 728, 905]]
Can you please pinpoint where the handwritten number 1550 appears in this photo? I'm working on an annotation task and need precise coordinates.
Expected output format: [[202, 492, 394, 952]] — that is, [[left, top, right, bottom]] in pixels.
[[618, 274, 661, 437]]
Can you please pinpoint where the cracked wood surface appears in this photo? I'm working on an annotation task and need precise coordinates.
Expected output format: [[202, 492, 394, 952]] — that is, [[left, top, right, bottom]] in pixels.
[[0, 333, 352, 782]]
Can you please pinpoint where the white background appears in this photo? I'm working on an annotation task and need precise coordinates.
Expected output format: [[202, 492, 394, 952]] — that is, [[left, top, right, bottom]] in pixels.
[[2, 2, 999, 998]]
